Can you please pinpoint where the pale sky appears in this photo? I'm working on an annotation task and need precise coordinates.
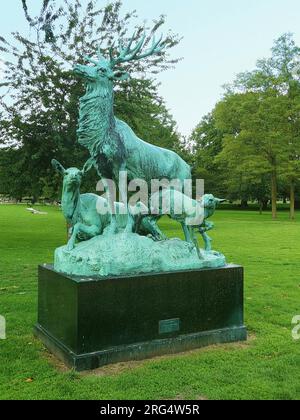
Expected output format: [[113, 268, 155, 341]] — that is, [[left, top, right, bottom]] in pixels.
[[1, 0, 300, 136]]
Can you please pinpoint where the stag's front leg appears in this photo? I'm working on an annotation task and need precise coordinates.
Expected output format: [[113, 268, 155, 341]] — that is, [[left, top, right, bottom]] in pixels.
[[102, 181, 118, 236], [103, 214, 118, 236], [123, 195, 134, 234], [120, 164, 134, 234], [123, 213, 135, 233]]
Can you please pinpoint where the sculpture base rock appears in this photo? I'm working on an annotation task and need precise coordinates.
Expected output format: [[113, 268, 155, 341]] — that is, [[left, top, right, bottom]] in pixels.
[[54, 233, 226, 277]]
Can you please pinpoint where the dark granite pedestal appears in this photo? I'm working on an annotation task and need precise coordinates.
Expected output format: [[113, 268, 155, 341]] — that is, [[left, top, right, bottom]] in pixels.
[[34, 264, 247, 371]]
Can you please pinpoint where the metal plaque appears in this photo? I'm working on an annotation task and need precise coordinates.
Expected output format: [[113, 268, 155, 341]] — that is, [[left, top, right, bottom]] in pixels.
[[159, 318, 180, 335]]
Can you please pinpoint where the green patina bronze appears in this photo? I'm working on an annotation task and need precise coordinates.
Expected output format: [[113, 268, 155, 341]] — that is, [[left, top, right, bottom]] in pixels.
[[52, 32, 227, 277], [199, 194, 226, 252], [51, 159, 164, 251], [52, 160, 226, 276], [52, 159, 104, 251], [36, 33, 245, 370], [73, 33, 191, 205], [148, 191, 226, 257]]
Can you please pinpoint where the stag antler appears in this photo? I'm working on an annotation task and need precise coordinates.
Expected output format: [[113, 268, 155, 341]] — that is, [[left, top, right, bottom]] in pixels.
[[84, 45, 106, 65], [110, 32, 165, 67]]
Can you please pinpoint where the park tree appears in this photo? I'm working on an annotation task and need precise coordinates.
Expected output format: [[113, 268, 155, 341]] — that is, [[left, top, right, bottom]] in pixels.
[[0, 148, 31, 201], [190, 113, 226, 197], [214, 33, 300, 219], [279, 91, 300, 219], [214, 91, 291, 217], [0, 0, 182, 200], [190, 103, 271, 210]]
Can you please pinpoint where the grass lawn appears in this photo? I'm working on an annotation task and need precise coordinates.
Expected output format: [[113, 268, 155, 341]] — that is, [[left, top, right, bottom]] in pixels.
[[0, 204, 299, 400]]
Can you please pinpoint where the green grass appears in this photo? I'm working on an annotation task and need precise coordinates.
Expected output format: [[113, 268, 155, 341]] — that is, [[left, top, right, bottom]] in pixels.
[[0, 204, 299, 400]]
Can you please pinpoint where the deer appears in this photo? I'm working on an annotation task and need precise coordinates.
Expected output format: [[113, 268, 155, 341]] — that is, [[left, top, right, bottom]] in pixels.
[[52, 159, 106, 250], [149, 190, 225, 258], [52, 159, 164, 250], [73, 32, 191, 234]]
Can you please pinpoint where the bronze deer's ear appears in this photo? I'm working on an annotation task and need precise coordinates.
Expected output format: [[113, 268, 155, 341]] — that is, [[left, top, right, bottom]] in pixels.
[[51, 159, 65, 175], [215, 198, 226, 204], [82, 158, 94, 175]]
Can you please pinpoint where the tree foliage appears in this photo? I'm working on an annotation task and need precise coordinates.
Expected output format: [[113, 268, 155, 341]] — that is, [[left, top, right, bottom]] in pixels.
[[191, 33, 300, 218], [0, 0, 182, 201], [190, 113, 225, 196]]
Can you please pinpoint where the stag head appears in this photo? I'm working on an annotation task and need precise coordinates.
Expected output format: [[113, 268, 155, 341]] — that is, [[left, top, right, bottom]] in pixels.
[[74, 32, 165, 84]]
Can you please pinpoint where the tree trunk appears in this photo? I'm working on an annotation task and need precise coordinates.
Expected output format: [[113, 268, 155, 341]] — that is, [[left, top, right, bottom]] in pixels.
[[271, 171, 277, 220], [262, 199, 269, 211], [259, 198, 269, 214], [290, 182, 295, 220], [31, 196, 38, 205], [240, 199, 248, 209]]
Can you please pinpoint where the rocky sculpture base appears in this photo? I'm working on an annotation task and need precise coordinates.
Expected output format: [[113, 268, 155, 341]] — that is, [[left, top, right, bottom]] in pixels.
[[54, 233, 226, 277], [35, 264, 247, 371]]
